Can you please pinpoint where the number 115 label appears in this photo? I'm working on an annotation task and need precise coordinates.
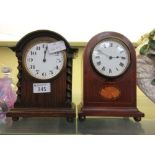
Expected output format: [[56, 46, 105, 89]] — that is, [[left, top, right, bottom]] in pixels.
[[33, 83, 51, 93]]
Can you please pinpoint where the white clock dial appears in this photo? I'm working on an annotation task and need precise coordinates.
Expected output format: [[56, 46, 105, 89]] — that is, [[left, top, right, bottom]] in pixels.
[[24, 42, 65, 80], [91, 39, 130, 77]]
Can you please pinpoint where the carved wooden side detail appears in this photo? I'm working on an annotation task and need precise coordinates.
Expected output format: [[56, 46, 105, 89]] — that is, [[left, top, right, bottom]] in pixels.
[[15, 52, 22, 107], [66, 57, 72, 106]]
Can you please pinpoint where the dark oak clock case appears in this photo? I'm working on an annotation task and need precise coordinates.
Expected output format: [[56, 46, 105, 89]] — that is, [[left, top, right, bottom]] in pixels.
[[7, 30, 77, 121], [79, 32, 144, 122]]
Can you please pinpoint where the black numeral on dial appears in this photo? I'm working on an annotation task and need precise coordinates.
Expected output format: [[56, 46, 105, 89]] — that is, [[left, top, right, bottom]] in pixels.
[[31, 51, 37, 55], [109, 69, 112, 73], [121, 57, 126, 60], [36, 46, 40, 50], [50, 71, 53, 74], [97, 61, 101, 66], [42, 72, 47, 77], [95, 56, 100, 59], [36, 70, 39, 74], [119, 62, 124, 67], [102, 66, 106, 71], [30, 65, 35, 69]]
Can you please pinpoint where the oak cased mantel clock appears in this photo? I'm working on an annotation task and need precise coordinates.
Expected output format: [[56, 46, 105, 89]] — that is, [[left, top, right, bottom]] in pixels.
[[7, 30, 77, 121], [79, 31, 144, 122]]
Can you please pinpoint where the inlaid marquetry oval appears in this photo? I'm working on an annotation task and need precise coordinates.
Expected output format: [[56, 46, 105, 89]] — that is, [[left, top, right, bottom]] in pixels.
[[100, 86, 121, 100]]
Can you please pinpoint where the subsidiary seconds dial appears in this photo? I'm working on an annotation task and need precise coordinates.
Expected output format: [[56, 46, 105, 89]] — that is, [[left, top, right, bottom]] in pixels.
[[91, 39, 130, 77], [23, 38, 66, 80]]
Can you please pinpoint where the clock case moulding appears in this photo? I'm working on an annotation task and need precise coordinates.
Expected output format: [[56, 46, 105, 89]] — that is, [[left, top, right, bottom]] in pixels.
[[79, 31, 144, 122], [6, 30, 78, 122]]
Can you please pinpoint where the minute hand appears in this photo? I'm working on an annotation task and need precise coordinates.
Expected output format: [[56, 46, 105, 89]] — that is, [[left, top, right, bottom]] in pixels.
[[43, 48, 48, 62], [97, 49, 110, 57]]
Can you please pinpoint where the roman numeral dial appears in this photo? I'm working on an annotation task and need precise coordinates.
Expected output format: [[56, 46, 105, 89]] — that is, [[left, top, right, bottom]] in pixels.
[[91, 39, 130, 77]]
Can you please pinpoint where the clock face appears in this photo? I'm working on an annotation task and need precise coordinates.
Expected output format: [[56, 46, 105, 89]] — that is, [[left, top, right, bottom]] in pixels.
[[23, 37, 66, 80], [91, 38, 130, 77]]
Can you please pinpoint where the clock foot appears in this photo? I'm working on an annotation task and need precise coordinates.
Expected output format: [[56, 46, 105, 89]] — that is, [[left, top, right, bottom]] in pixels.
[[78, 115, 86, 122], [66, 117, 74, 123], [12, 117, 19, 121], [133, 117, 141, 122]]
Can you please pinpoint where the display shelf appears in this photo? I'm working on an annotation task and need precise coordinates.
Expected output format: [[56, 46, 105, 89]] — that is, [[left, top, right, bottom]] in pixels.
[[0, 41, 155, 134]]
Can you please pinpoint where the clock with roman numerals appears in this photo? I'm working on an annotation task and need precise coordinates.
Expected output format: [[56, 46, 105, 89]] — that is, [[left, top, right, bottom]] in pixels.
[[7, 30, 77, 122], [79, 31, 144, 122], [91, 38, 130, 77]]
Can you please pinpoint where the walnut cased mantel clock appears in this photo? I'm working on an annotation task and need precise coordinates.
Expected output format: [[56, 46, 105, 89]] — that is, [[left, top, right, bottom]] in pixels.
[[7, 30, 77, 121], [79, 31, 144, 122]]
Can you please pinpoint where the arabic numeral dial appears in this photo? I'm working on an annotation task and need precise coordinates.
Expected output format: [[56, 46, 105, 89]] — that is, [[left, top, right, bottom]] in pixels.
[[24, 42, 65, 80]]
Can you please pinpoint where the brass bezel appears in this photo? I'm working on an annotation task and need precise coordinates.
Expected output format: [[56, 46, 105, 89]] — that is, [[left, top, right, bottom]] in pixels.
[[90, 37, 131, 78], [22, 37, 67, 81]]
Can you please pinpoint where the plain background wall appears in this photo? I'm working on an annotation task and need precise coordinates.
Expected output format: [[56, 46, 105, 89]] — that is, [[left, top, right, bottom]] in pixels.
[[0, 0, 155, 42]]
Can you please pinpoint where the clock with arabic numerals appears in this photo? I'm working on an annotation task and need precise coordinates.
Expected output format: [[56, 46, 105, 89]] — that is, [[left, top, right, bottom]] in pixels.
[[7, 30, 77, 122], [79, 31, 144, 122]]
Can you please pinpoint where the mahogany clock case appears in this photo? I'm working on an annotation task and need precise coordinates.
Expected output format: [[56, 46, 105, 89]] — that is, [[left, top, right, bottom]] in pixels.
[[79, 31, 144, 121], [6, 30, 77, 121]]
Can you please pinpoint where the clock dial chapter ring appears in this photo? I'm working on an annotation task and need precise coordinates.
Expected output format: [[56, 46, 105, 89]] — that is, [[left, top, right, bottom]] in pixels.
[[22, 37, 67, 81], [90, 37, 131, 78]]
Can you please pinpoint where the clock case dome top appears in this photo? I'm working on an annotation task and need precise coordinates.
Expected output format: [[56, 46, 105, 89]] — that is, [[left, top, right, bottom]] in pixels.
[[7, 30, 78, 121], [79, 31, 144, 122]]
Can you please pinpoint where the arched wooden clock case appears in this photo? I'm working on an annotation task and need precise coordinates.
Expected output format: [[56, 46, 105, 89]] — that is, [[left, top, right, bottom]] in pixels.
[[7, 30, 77, 121], [79, 32, 144, 122]]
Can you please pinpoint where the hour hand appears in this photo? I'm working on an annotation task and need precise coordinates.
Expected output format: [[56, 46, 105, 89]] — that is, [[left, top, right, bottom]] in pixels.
[[110, 56, 126, 59]]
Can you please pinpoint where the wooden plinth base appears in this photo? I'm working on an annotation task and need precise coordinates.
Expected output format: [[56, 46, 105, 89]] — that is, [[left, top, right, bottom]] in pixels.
[[7, 108, 75, 122], [78, 107, 144, 122]]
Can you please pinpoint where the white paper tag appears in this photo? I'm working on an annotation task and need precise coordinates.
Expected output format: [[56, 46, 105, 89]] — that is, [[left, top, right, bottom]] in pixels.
[[48, 41, 66, 54], [33, 83, 51, 93]]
